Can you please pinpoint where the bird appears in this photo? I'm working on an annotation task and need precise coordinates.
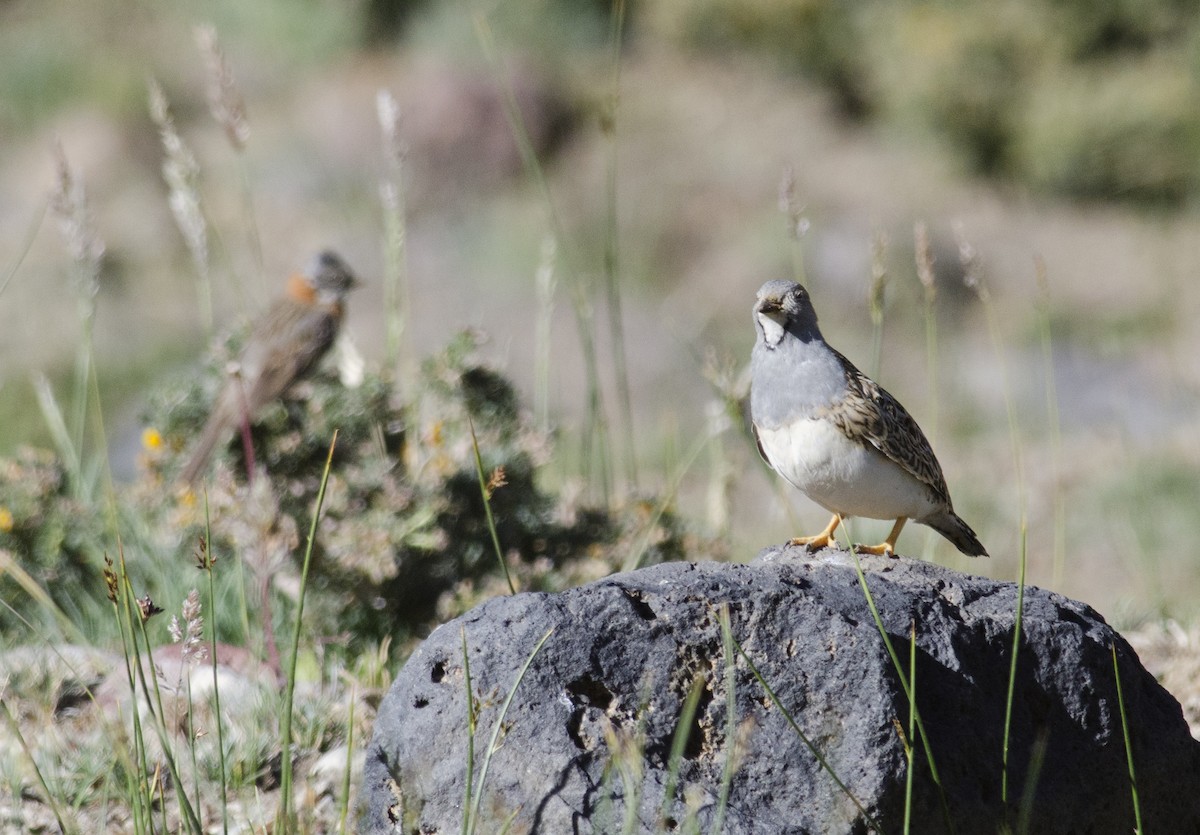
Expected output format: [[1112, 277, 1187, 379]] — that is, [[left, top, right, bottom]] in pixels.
[[749, 279, 987, 557], [179, 250, 360, 484]]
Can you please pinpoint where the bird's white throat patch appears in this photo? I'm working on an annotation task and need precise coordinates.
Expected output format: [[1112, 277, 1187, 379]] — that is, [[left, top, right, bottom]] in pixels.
[[757, 311, 786, 347]]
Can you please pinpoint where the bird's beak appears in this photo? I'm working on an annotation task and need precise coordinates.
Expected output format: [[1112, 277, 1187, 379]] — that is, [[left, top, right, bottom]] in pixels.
[[756, 296, 787, 324]]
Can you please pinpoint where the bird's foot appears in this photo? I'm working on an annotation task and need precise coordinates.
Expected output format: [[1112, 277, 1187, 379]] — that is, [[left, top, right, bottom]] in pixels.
[[853, 518, 906, 558], [853, 542, 898, 558], [787, 533, 836, 552], [786, 514, 844, 552]]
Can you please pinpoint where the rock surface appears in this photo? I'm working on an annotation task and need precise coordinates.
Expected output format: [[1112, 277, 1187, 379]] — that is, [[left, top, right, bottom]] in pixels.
[[362, 547, 1200, 834]]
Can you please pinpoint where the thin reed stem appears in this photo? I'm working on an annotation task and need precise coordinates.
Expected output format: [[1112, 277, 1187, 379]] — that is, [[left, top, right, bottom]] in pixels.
[[1001, 522, 1028, 805], [660, 674, 705, 830], [868, 230, 889, 379], [473, 13, 612, 503], [0, 201, 46, 298], [461, 627, 476, 835], [1112, 644, 1144, 834], [468, 415, 517, 595], [732, 634, 881, 831], [0, 698, 73, 833], [465, 628, 554, 834], [1034, 257, 1066, 586], [201, 497, 230, 834], [601, 0, 637, 494], [623, 426, 712, 572], [958, 222, 1026, 542], [713, 605, 739, 834], [914, 222, 939, 561], [849, 549, 954, 832], [277, 431, 339, 830], [1015, 730, 1048, 834], [336, 684, 357, 835], [533, 234, 557, 433], [903, 620, 916, 835], [377, 89, 410, 373]]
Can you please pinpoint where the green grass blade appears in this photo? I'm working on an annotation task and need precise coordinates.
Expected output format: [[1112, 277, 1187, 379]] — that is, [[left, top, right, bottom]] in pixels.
[[732, 635, 881, 831], [623, 428, 712, 572], [1015, 730, 1048, 835], [465, 627, 554, 834], [660, 674, 705, 831], [32, 372, 81, 485], [601, 0, 637, 494], [467, 415, 516, 594], [461, 625, 476, 835], [1001, 523, 1028, 805], [1112, 644, 1144, 834], [712, 605, 739, 834], [0, 697, 74, 833], [278, 430, 339, 831], [472, 12, 612, 503], [1034, 257, 1066, 587], [903, 620, 916, 835], [201, 494, 230, 835], [336, 684, 357, 835], [850, 551, 953, 832]]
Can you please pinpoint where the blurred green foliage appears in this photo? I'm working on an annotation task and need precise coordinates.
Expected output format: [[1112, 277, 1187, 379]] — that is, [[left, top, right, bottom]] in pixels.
[[0, 330, 692, 649], [0, 331, 684, 651], [645, 0, 1200, 204], [8, 0, 1197, 203]]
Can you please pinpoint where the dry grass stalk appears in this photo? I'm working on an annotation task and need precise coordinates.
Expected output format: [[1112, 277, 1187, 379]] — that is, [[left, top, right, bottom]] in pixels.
[[194, 24, 250, 151], [914, 220, 935, 299], [48, 141, 105, 306]]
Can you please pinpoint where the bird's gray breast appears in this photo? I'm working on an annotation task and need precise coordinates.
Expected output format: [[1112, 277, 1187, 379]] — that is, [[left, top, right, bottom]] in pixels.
[[750, 336, 847, 430]]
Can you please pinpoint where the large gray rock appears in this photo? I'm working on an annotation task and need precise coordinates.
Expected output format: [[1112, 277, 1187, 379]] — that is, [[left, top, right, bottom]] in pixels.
[[361, 547, 1200, 833]]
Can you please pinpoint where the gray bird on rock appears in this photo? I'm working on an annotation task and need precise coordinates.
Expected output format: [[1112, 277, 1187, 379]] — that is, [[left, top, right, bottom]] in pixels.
[[749, 279, 987, 557]]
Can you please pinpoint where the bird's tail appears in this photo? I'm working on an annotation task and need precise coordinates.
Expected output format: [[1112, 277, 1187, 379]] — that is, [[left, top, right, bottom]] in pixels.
[[926, 511, 988, 557], [179, 403, 233, 485]]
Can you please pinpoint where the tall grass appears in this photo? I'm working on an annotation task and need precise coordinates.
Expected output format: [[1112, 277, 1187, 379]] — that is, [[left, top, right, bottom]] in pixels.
[[47, 143, 106, 502], [468, 415, 517, 594], [849, 550, 952, 831], [732, 630, 880, 830], [0, 698, 71, 833], [659, 673, 705, 830], [377, 87, 410, 373], [1112, 645, 1144, 834], [956, 222, 1026, 544], [779, 167, 810, 289], [148, 79, 214, 337], [913, 222, 940, 561], [1001, 523, 1028, 805], [601, 0, 638, 493], [195, 23, 262, 290], [276, 432, 338, 831], [462, 627, 554, 834], [712, 605, 740, 834], [867, 230, 889, 379], [199, 500, 230, 834], [473, 13, 614, 503], [1034, 256, 1067, 587]]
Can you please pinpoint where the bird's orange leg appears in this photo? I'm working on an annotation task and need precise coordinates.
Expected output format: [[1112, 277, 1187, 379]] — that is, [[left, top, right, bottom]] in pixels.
[[855, 517, 907, 557], [788, 514, 842, 551]]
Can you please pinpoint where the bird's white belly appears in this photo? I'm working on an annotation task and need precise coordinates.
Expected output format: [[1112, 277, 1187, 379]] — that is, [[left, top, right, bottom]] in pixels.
[[757, 418, 936, 521]]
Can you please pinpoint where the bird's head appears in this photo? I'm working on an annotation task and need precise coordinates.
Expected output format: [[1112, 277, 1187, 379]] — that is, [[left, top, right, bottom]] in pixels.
[[304, 250, 361, 304], [753, 280, 819, 347]]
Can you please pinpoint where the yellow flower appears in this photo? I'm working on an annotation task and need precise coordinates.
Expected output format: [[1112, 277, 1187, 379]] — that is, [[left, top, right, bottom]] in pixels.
[[142, 427, 164, 451], [0, 507, 13, 533]]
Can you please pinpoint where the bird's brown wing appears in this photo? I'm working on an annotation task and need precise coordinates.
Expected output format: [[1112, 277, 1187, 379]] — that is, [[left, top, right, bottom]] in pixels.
[[820, 349, 952, 507], [239, 303, 339, 412]]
